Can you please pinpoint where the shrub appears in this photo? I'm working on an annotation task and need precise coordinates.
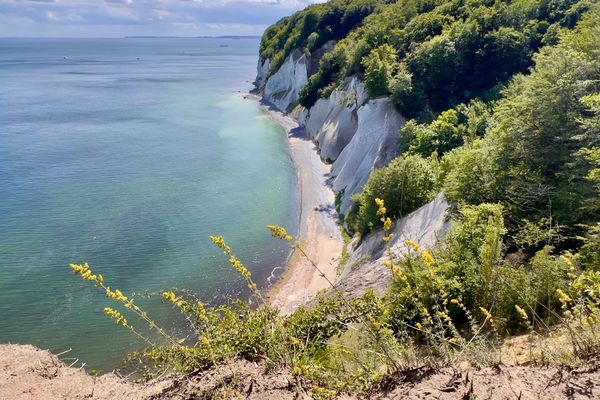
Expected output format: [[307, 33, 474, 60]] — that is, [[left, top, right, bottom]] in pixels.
[[399, 100, 491, 158], [400, 109, 467, 157], [351, 154, 437, 234], [441, 139, 503, 206], [362, 44, 399, 97], [576, 223, 600, 271], [384, 200, 596, 338]]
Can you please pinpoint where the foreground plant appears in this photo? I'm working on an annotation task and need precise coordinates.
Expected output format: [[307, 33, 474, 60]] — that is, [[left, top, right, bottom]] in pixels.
[[70, 197, 599, 397]]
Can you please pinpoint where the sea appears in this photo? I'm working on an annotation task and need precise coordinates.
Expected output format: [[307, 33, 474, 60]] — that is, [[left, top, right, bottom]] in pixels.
[[0, 37, 298, 371]]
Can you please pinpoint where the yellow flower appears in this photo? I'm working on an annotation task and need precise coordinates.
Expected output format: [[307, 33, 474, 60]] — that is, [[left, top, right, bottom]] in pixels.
[[421, 251, 436, 268], [383, 217, 393, 232], [586, 314, 598, 326], [267, 225, 293, 242], [104, 307, 128, 327], [479, 307, 493, 321], [194, 301, 209, 323], [560, 254, 575, 272], [106, 287, 128, 303], [515, 305, 528, 321], [200, 336, 211, 349], [162, 291, 189, 310], [70, 263, 98, 282], [229, 256, 251, 280], [437, 311, 451, 323], [210, 235, 231, 255], [375, 198, 386, 217], [556, 289, 572, 308], [405, 240, 420, 251]]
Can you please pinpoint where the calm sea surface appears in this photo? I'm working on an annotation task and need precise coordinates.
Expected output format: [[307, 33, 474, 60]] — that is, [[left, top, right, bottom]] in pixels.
[[0, 38, 297, 371]]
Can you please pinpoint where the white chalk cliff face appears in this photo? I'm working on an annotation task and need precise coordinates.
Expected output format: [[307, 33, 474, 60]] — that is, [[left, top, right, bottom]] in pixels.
[[337, 193, 451, 297], [255, 58, 271, 89], [302, 78, 367, 163], [263, 50, 308, 111], [298, 78, 405, 216], [330, 97, 405, 216], [257, 52, 449, 295], [261, 63, 405, 217]]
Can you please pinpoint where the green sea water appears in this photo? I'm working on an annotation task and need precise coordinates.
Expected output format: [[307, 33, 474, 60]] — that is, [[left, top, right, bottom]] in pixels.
[[0, 38, 298, 371]]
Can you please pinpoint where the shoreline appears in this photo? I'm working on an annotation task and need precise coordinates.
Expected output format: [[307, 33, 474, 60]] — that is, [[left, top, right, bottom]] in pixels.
[[248, 93, 344, 315]]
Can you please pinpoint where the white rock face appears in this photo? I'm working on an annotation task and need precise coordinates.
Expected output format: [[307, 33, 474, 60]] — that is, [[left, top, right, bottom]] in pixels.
[[256, 58, 271, 89], [336, 193, 451, 297], [303, 78, 367, 163], [331, 97, 406, 216], [258, 54, 404, 216], [257, 48, 450, 301], [263, 51, 308, 111]]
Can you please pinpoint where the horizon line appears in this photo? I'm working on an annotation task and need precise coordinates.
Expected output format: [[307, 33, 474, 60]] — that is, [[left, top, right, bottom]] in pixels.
[[0, 35, 262, 39]]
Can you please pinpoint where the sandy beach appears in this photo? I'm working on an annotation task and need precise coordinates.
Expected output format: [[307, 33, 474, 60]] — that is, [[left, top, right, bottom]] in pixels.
[[252, 96, 344, 315]]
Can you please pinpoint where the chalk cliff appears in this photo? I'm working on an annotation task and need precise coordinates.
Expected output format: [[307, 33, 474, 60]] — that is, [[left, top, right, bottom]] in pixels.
[[257, 54, 449, 297]]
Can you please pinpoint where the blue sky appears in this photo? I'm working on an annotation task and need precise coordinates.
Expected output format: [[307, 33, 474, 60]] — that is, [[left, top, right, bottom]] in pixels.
[[0, 0, 324, 37]]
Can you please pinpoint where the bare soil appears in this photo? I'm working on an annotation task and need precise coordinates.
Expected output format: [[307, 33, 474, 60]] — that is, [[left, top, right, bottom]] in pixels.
[[2, 344, 599, 399]]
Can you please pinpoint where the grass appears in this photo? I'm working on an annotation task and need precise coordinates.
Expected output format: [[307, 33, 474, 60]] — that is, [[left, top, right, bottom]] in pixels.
[[337, 228, 353, 275]]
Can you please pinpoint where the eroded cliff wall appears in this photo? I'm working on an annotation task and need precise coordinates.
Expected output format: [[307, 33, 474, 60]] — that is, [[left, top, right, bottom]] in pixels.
[[258, 54, 449, 297]]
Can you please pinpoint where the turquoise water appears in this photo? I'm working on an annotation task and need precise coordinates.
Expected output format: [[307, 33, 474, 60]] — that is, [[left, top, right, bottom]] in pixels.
[[0, 38, 297, 371]]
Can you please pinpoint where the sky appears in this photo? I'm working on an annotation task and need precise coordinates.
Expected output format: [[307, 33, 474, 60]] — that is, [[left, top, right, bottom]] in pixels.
[[0, 0, 325, 37]]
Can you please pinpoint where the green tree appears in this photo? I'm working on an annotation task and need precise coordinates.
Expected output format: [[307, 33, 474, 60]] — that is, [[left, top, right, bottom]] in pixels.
[[362, 44, 400, 97], [351, 154, 437, 234]]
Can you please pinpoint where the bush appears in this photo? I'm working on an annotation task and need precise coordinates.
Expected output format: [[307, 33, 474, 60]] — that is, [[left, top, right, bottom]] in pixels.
[[385, 202, 582, 335], [362, 44, 399, 97], [400, 109, 467, 157], [441, 139, 503, 206], [399, 101, 491, 158], [351, 154, 437, 234]]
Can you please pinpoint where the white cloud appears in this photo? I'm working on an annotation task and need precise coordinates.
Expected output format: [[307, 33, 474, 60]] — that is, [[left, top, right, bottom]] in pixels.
[[0, 0, 325, 36], [45, 10, 84, 21]]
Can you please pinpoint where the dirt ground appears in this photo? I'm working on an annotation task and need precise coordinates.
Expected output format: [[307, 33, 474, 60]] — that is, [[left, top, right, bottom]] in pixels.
[[2, 344, 600, 399]]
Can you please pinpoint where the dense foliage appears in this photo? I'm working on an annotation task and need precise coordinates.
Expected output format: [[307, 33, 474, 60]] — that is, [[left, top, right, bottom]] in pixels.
[[261, 0, 594, 119], [442, 8, 600, 247], [351, 5, 599, 252], [260, 0, 383, 76], [348, 154, 437, 234]]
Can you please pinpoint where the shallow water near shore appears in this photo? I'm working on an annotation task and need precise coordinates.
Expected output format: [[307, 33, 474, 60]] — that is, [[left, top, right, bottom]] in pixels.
[[0, 38, 298, 371]]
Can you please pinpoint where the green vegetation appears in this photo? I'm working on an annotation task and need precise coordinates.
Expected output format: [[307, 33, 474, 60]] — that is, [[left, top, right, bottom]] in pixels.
[[71, 202, 600, 397], [266, 0, 593, 119], [350, 5, 599, 250], [66, 1, 600, 397], [260, 0, 383, 77], [348, 154, 437, 234], [337, 227, 353, 274], [398, 100, 491, 157], [442, 8, 600, 245]]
